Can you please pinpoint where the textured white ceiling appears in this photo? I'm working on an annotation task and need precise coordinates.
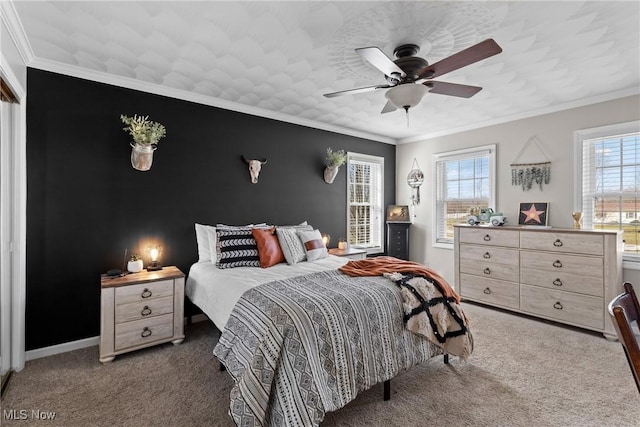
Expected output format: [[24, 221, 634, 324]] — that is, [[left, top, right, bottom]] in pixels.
[[10, 1, 640, 143]]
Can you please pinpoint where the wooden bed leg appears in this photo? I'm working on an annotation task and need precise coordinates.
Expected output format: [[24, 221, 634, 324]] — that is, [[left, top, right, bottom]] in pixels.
[[383, 380, 390, 401], [444, 353, 449, 364]]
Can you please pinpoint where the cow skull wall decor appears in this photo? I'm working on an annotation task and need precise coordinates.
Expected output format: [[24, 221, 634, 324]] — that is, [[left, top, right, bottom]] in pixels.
[[242, 155, 268, 184]]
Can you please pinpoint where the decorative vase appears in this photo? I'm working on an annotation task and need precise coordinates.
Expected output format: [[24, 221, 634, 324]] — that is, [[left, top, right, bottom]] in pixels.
[[572, 211, 583, 229], [127, 259, 143, 273], [130, 143, 157, 171], [324, 166, 339, 184]]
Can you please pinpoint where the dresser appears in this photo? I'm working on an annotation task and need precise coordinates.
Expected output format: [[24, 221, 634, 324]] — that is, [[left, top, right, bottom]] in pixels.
[[387, 222, 410, 260], [453, 225, 623, 337], [100, 266, 185, 362]]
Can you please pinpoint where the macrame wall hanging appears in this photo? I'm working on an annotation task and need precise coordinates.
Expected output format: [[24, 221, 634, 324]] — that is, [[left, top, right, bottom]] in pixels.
[[510, 135, 551, 191]]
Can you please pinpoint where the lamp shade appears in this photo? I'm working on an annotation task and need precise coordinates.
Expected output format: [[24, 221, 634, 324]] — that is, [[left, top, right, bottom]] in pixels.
[[384, 84, 428, 109]]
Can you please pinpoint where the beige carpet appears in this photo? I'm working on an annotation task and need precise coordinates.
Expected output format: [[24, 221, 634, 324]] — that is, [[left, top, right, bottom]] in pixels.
[[1, 303, 638, 427]]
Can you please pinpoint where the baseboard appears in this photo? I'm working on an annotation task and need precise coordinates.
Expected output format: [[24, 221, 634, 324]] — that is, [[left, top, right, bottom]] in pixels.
[[26, 336, 99, 361], [25, 315, 210, 361]]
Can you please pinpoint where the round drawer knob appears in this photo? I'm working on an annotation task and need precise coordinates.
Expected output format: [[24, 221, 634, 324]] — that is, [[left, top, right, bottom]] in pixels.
[[483, 252, 490, 259], [141, 306, 152, 316], [553, 301, 563, 310], [553, 278, 563, 287], [483, 287, 491, 294], [141, 288, 152, 298], [553, 239, 563, 247], [483, 267, 491, 275], [553, 260, 563, 268], [141, 327, 152, 338], [483, 234, 491, 241]]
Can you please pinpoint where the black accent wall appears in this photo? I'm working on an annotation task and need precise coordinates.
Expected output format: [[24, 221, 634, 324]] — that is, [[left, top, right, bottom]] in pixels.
[[26, 68, 396, 350]]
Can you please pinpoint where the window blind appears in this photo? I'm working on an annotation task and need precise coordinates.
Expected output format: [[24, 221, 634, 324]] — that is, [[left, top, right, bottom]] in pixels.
[[347, 154, 383, 250], [434, 146, 494, 245], [582, 131, 640, 253]]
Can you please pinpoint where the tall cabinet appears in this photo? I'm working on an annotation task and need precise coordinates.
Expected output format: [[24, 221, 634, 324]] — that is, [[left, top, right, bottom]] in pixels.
[[387, 222, 411, 260], [453, 224, 623, 338]]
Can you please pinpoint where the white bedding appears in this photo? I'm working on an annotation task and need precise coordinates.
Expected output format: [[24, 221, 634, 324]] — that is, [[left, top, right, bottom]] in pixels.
[[185, 255, 349, 330]]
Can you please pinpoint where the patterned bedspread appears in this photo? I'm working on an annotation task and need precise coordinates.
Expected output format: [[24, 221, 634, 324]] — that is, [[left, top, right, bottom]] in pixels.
[[214, 270, 447, 427]]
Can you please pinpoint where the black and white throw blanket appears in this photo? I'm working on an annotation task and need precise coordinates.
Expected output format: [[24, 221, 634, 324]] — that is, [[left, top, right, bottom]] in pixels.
[[214, 270, 444, 427]]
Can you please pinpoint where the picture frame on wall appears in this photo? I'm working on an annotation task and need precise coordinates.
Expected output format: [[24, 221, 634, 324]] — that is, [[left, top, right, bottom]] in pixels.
[[518, 202, 550, 226], [386, 205, 410, 223]]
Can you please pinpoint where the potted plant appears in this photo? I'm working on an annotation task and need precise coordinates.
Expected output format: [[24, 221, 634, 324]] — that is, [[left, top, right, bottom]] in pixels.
[[121, 114, 167, 171], [127, 254, 144, 273], [324, 148, 347, 184]]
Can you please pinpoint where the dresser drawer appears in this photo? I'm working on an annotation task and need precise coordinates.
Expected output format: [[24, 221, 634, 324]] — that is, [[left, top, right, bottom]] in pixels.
[[459, 258, 519, 282], [520, 284, 603, 330], [520, 251, 603, 277], [459, 245, 519, 264], [520, 268, 603, 297], [520, 231, 603, 255], [114, 313, 174, 351], [115, 280, 174, 305], [459, 228, 519, 247], [115, 295, 174, 323], [459, 274, 519, 309]]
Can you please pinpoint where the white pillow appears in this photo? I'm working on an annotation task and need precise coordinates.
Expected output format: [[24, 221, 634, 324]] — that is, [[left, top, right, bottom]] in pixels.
[[296, 229, 328, 262], [276, 225, 312, 265], [195, 223, 213, 262]]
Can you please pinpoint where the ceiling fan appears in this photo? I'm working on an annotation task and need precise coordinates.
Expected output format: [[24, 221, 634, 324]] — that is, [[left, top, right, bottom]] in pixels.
[[324, 39, 502, 121]]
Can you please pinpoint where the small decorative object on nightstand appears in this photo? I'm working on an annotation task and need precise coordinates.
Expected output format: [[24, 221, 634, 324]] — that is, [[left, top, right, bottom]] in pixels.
[[100, 266, 185, 363], [328, 247, 366, 260]]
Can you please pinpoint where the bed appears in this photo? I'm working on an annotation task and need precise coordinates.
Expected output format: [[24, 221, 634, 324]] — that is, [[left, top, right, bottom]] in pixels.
[[186, 224, 472, 426]]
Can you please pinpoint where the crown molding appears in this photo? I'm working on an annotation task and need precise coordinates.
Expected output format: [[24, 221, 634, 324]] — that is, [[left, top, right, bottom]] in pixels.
[[398, 87, 640, 144], [0, 1, 35, 65], [28, 58, 397, 145]]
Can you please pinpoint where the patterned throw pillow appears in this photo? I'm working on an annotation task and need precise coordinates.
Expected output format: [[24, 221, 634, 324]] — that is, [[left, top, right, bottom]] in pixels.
[[296, 229, 328, 262], [276, 225, 312, 265], [216, 227, 261, 269]]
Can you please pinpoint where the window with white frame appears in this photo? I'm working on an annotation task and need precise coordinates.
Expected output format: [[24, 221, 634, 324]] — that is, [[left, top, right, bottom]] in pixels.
[[576, 121, 640, 257], [347, 152, 384, 253], [434, 145, 496, 246]]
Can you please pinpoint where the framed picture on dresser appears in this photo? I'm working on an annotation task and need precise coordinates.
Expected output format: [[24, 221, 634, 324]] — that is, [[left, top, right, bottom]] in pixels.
[[518, 202, 549, 226], [386, 205, 410, 222]]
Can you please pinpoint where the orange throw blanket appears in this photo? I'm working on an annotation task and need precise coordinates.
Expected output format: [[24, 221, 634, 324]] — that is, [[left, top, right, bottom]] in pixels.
[[339, 256, 460, 303]]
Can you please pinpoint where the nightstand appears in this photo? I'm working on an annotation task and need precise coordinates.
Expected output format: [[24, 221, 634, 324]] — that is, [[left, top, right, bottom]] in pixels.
[[100, 266, 185, 363], [328, 247, 367, 260]]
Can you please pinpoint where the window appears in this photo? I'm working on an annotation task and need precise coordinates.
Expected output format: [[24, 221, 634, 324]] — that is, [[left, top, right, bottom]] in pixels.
[[347, 153, 384, 253], [434, 145, 496, 246], [577, 121, 640, 257]]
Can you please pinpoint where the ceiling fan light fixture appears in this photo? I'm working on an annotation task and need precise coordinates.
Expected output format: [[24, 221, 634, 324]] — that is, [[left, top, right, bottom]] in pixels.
[[384, 84, 429, 109]]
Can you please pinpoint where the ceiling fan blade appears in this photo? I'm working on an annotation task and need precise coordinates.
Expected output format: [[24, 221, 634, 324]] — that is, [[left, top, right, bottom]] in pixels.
[[424, 81, 483, 98], [418, 39, 502, 79], [324, 84, 391, 98], [355, 47, 406, 78], [380, 100, 397, 114]]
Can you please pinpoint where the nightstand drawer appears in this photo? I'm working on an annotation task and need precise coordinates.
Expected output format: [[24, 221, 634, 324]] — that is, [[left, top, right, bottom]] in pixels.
[[115, 280, 174, 305], [114, 314, 174, 351], [115, 295, 174, 323]]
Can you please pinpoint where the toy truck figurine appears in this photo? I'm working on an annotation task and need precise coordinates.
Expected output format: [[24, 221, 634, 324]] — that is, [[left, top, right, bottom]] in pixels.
[[467, 207, 507, 226]]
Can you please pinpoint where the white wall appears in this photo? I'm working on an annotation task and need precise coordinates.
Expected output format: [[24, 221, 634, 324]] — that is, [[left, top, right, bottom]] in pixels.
[[396, 95, 640, 285]]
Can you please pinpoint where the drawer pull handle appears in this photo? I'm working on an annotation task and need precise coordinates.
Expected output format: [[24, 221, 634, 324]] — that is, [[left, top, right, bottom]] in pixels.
[[553, 301, 563, 310], [483, 267, 491, 275], [141, 327, 152, 338], [141, 306, 152, 316], [553, 260, 563, 268], [483, 287, 491, 294], [141, 288, 152, 298], [553, 278, 563, 287], [553, 239, 563, 247], [483, 252, 491, 259], [483, 234, 491, 241]]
